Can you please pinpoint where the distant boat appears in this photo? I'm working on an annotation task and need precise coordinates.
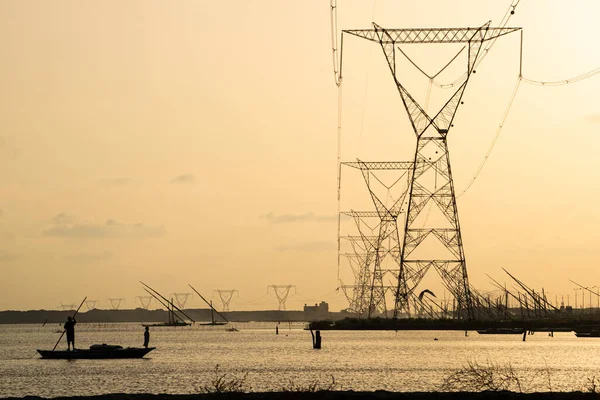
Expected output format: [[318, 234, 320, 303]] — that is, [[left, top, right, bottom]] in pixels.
[[199, 321, 228, 326], [188, 284, 229, 326], [476, 327, 525, 335], [143, 300, 191, 327], [144, 320, 190, 327], [574, 326, 600, 338], [38, 344, 155, 359], [140, 282, 195, 327]]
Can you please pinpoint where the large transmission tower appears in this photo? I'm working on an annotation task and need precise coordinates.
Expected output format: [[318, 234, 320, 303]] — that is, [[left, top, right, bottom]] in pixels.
[[344, 23, 521, 320], [267, 285, 296, 310], [214, 290, 238, 312]]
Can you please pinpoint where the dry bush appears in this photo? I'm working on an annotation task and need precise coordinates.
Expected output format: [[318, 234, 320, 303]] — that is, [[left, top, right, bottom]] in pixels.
[[281, 375, 338, 392], [441, 359, 525, 393], [200, 364, 249, 393], [583, 376, 600, 393]]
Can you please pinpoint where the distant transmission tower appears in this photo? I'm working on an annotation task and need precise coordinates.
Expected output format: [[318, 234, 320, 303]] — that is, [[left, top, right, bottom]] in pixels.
[[267, 285, 296, 310], [339, 161, 412, 318], [170, 293, 192, 309], [343, 22, 522, 320], [59, 302, 76, 311], [85, 300, 98, 311], [214, 290, 238, 312], [107, 298, 124, 310], [136, 296, 153, 310]]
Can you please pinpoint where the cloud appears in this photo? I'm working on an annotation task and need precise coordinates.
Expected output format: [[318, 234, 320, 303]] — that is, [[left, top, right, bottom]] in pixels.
[[262, 212, 337, 223], [52, 212, 78, 225], [43, 218, 166, 239], [586, 114, 600, 124], [0, 209, 3, 216], [170, 174, 196, 184], [64, 251, 114, 264], [0, 251, 18, 263], [276, 241, 336, 252], [99, 177, 139, 186]]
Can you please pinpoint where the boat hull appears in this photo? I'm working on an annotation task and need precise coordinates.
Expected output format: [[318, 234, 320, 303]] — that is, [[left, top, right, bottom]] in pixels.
[[476, 328, 525, 335], [38, 347, 155, 359], [575, 332, 600, 338]]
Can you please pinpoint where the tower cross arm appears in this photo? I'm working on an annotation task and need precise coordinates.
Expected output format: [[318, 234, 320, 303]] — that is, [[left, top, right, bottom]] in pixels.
[[343, 27, 521, 44], [341, 161, 413, 170]]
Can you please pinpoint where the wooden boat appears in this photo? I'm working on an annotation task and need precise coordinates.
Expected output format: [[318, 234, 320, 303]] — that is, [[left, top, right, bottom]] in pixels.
[[476, 327, 525, 334], [574, 326, 600, 337], [38, 344, 155, 359], [199, 321, 228, 326], [189, 284, 229, 326], [144, 321, 190, 327], [140, 282, 195, 327]]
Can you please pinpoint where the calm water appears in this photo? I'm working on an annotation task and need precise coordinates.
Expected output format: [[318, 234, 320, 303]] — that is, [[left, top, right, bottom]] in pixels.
[[1, 322, 600, 397]]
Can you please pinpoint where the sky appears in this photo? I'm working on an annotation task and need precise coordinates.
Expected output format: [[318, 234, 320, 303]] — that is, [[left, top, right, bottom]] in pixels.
[[0, 0, 598, 312]]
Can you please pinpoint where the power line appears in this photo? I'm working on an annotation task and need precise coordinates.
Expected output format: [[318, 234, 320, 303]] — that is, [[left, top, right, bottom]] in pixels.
[[522, 67, 600, 86]]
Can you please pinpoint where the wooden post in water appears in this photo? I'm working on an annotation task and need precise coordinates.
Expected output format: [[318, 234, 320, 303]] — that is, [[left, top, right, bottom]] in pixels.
[[276, 325, 279, 335], [314, 330, 321, 349], [522, 330, 527, 342], [310, 329, 322, 349]]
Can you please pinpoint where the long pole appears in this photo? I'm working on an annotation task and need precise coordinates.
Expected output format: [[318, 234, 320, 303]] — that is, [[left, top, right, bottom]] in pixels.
[[52, 296, 87, 352], [140, 282, 195, 323], [142, 288, 183, 324], [188, 284, 229, 323]]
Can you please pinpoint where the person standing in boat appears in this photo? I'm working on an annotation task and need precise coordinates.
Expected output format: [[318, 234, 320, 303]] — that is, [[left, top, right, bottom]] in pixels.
[[64, 316, 76, 351], [143, 326, 150, 348]]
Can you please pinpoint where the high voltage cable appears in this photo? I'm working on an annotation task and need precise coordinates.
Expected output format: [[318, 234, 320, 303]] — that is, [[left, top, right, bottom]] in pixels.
[[330, 0, 342, 87], [457, 77, 522, 198], [522, 67, 600, 86], [433, 0, 521, 89]]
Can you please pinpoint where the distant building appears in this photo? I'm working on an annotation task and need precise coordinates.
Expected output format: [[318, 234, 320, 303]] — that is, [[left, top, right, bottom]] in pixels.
[[304, 301, 330, 321]]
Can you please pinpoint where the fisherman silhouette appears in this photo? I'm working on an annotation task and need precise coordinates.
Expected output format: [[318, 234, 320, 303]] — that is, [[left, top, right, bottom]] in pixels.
[[64, 316, 76, 351], [143, 326, 150, 348]]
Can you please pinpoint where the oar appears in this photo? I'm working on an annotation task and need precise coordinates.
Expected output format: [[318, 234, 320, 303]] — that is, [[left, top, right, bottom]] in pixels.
[[52, 296, 87, 352]]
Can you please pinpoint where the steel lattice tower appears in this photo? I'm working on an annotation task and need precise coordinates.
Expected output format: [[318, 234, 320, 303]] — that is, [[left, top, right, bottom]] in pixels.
[[85, 300, 98, 311], [107, 297, 124, 310], [214, 290, 238, 312], [170, 292, 193, 309], [339, 161, 412, 317], [136, 296, 153, 310], [345, 22, 521, 320], [268, 285, 296, 310]]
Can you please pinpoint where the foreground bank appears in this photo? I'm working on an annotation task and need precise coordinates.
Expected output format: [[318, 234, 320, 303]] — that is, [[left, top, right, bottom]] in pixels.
[[4, 391, 598, 400]]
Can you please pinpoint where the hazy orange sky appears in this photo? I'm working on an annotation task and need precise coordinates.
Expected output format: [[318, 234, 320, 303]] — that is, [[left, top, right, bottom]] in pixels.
[[0, 1, 598, 311]]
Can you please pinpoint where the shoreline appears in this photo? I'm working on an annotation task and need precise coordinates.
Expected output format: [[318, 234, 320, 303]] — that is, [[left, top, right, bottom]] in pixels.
[[2, 391, 596, 400]]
